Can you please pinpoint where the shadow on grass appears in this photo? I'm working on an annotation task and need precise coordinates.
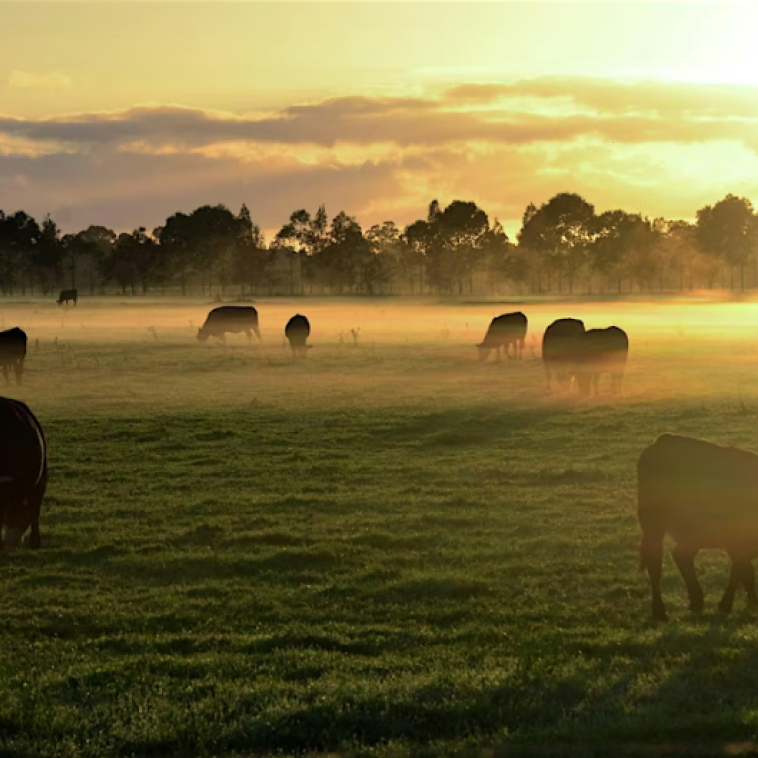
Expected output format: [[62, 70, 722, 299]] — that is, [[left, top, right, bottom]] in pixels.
[[383, 402, 569, 448]]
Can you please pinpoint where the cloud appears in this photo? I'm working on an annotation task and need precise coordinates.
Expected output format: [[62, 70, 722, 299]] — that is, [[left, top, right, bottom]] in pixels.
[[2, 76, 758, 236], [2, 77, 758, 154], [8, 70, 72, 90]]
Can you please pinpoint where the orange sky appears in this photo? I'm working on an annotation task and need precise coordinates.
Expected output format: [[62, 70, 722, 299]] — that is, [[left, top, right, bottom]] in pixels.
[[1, 1, 758, 239]]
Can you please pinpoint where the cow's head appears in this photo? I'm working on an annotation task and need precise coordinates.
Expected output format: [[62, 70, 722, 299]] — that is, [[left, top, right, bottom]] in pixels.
[[476, 343, 491, 362], [197, 328, 209, 342]]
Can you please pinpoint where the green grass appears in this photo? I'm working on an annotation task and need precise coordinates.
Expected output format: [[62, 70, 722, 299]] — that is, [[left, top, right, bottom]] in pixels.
[[3, 298, 758, 756]]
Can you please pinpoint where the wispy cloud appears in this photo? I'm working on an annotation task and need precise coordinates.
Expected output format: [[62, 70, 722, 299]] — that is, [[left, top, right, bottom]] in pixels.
[[2, 78, 758, 153], [2, 77, 758, 235], [8, 70, 72, 90]]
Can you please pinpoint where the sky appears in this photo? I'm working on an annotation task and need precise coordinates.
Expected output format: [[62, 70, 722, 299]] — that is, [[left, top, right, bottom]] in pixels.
[[2, 0, 758, 240]]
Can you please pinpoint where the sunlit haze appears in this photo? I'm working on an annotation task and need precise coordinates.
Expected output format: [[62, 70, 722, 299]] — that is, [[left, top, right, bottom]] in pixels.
[[2, 1, 758, 238]]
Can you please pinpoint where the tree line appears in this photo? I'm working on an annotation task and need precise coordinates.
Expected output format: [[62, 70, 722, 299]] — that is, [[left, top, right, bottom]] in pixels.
[[0, 192, 756, 297]]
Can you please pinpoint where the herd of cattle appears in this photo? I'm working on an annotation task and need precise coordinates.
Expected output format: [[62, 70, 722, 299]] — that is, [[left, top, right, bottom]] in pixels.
[[0, 292, 755, 622]]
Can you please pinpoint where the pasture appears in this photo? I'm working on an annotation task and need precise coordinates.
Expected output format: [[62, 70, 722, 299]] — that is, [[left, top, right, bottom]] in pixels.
[[3, 296, 758, 757]]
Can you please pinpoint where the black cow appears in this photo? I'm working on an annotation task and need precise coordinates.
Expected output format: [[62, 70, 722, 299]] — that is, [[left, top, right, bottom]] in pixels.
[[285, 314, 311, 359], [0, 327, 27, 386], [476, 312, 528, 362], [542, 318, 585, 391], [57, 289, 78, 306], [197, 306, 261, 344], [0, 398, 48, 550], [639, 433, 758, 620], [570, 326, 628, 396]]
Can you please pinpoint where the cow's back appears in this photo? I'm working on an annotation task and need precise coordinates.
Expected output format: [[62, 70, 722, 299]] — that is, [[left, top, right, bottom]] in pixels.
[[0, 398, 46, 495], [484, 312, 527, 343], [542, 318, 585, 363], [575, 326, 628, 367], [0, 328, 27, 360], [639, 433, 758, 544], [207, 305, 257, 322]]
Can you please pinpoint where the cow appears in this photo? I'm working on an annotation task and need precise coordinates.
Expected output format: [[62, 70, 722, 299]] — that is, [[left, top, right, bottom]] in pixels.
[[285, 314, 311, 359], [638, 433, 758, 621], [57, 289, 78, 306], [0, 327, 27, 386], [570, 326, 628, 396], [197, 306, 261, 345], [0, 398, 48, 550], [476, 312, 528, 362], [542, 318, 585, 391]]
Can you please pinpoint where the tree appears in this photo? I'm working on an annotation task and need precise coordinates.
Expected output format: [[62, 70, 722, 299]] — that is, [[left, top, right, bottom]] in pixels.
[[315, 211, 371, 293], [77, 226, 116, 294], [33, 215, 63, 295], [104, 228, 165, 295], [697, 194, 756, 291], [233, 206, 268, 295], [590, 210, 633, 293], [275, 205, 330, 294], [0, 211, 40, 295], [401, 219, 433, 294], [159, 212, 197, 295], [433, 200, 489, 295], [365, 221, 401, 293], [656, 220, 696, 291], [518, 193, 595, 294], [482, 220, 523, 292]]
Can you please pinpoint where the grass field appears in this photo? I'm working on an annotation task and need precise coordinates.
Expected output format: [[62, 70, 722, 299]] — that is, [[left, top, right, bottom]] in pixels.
[[3, 295, 758, 757]]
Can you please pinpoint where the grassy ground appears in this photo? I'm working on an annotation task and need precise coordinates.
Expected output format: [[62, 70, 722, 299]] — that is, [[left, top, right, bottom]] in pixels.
[[3, 297, 758, 756]]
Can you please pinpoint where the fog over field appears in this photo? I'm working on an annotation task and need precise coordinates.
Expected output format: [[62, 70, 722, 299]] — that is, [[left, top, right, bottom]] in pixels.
[[7, 296, 758, 413], [5, 296, 758, 756]]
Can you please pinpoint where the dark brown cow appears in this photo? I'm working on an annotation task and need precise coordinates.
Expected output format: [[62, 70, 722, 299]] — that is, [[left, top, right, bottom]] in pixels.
[[571, 326, 628, 396], [542, 318, 585, 391], [639, 433, 758, 620], [197, 306, 261, 344], [0, 327, 27, 386], [285, 314, 311, 359], [476, 312, 528, 362], [57, 289, 78, 306], [0, 398, 48, 550]]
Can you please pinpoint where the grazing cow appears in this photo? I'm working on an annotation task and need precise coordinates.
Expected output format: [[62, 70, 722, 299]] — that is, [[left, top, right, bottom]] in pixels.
[[57, 289, 77, 306], [197, 306, 261, 344], [542, 318, 585, 390], [0, 327, 27, 386], [570, 326, 628, 396], [285, 314, 311, 359], [0, 398, 48, 550], [476, 312, 528, 362], [639, 433, 758, 621]]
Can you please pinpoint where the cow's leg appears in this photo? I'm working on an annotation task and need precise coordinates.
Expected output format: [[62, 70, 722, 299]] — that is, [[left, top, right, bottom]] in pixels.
[[544, 364, 552, 392], [743, 561, 758, 607], [495, 346, 501, 363], [718, 560, 745, 614], [14, 359, 22, 386], [592, 373, 600, 397], [642, 532, 667, 621], [28, 519, 40, 550], [1, 365, 8, 385], [672, 544, 703, 614], [720, 557, 756, 612]]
